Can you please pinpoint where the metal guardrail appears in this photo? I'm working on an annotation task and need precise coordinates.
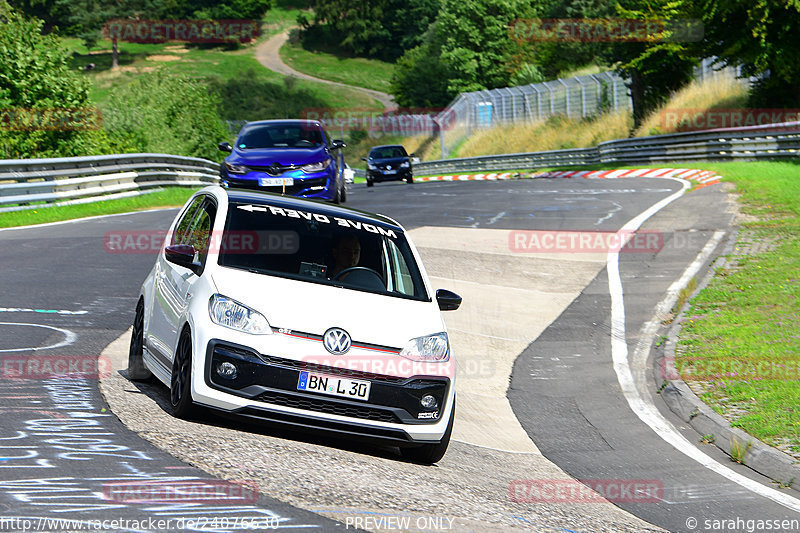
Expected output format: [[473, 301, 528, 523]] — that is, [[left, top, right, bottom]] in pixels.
[[0, 153, 220, 213], [414, 121, 800, 175], [1, 121, 797, 212]]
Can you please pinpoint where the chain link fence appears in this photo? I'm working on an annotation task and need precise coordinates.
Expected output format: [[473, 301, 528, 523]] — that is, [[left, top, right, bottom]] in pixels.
[[432, 60, 751, 158]]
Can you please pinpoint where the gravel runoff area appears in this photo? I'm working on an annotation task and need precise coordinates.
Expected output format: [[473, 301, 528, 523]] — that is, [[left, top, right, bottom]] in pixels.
[[99, 331, 662, 533]]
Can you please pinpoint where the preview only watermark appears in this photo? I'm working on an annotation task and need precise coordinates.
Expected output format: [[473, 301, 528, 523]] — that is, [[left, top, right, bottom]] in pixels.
[[103, 19, 259, 44], [0, 108, 101, 131], [509, 479, 663, 503], [661, 109, 800, 132], [660, 355, 800, 382], [509, 18, 704, 43]]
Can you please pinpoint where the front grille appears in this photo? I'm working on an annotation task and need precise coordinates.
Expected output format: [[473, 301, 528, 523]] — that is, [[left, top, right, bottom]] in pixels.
[[213, 344, 408, 384], [248, 164, 301, 176], [256, 352, 408, 384], [256, 391, 401, 423]]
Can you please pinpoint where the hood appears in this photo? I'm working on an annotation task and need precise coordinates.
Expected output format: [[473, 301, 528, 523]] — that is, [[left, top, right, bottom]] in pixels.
[[230, 146, 329, 167], [209, 267, 442, 350]]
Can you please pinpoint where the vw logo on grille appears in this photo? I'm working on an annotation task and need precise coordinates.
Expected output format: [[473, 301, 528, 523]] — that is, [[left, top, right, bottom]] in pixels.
[[323, 328, 351, 354], [267, 162, 282, 175]]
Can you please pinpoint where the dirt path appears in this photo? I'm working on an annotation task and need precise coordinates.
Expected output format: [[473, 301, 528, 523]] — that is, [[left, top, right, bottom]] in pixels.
[[255, 30, 397, 112]]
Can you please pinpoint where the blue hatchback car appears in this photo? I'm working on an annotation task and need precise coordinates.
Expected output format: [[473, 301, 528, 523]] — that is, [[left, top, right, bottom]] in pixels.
[[218, 120, 347, 203]]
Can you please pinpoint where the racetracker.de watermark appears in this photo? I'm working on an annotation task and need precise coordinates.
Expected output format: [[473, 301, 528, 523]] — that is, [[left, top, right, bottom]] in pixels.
[[103, 479, 258, 504], [103, 230, 299, 255], [1, 355, 111, 380], [300, 107, 455, 134], [103, 19, 259, 43], [509, 230, 664, 253], [509, 479, 663, 503], [509, 18, 703, 43], [660, 108, 800, 132], [660, 355, 800, 382], [0, 108, 102, 131]]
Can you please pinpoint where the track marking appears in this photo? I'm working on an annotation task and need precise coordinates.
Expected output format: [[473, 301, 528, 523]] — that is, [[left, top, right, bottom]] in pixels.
[[0, 308, 87, 315], [0, 323, 76, 353], [607, 178, 800, 512]]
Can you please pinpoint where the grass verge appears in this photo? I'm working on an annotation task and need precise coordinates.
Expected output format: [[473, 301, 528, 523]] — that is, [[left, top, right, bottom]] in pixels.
[[0, 188, 197, 229], [279, 38, 395, 94], [670, 161, 800, 458]]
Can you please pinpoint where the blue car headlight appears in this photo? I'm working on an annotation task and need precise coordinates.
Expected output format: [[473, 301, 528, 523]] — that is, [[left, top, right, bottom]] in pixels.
[[225, 161, 248, 175], [301, 160, 331, 173]]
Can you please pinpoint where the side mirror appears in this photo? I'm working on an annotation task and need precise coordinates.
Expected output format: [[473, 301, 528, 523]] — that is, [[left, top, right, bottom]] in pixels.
[[165, 244, 202, 275], [409, 152, 416, 157], [331, 139, 346, 149], [436, 289, 462, 311], [218, 142, 233, 153], [361, 157, 368, 161]]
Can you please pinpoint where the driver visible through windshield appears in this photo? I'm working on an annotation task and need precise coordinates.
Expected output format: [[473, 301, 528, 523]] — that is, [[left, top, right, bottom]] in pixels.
[[219, 201, 428, 301]]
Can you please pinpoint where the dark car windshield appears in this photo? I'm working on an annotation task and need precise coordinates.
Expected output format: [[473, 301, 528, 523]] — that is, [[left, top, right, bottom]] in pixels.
[[237, 124, 324, 150], [218, 201, 428, 301], [370, 146, 407, 159]]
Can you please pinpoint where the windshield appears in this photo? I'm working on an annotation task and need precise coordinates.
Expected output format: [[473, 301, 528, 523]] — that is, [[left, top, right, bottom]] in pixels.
[[237, 124, 324, 150], [370, 146, 407, 159], [219, 202, 428, 301]]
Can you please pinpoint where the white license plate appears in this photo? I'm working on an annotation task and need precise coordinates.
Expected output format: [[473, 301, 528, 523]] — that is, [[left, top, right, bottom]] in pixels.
[[383, 169, 397, 175], [297, 371, 371, 401], [258, 177, 293, 187]]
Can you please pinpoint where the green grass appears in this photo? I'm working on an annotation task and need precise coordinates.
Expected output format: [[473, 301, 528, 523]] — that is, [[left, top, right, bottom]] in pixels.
[[671, 161, 800, 454], [279, 39, 395, 94], [0, 188, 197, 228]]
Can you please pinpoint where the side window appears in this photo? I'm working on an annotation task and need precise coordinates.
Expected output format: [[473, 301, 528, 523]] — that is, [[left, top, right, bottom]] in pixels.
[[171, 196, 205, 246], [385, 238, 415, 296], [185, 201, 217, 267]]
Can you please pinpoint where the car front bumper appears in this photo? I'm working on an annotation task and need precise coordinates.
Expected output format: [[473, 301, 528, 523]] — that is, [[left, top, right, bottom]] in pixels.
[[367, 168, 412, 182], [191, 338, 455, 444]]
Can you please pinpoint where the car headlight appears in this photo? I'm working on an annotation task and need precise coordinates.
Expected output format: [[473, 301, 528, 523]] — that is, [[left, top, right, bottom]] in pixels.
[[400, 161, 410, 168], [209, 294, 272, 335], [301, 160, 331, 173], [400, 332, 449, 362], [367, 163, 377, 170], [224, 161, 248, 175]]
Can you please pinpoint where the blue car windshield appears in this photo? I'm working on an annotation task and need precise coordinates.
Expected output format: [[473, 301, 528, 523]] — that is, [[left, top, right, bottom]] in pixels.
[[238, 125, 324, 149]]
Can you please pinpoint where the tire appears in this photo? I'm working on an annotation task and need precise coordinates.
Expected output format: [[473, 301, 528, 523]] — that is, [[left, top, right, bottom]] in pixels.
[[401, 397, 455, 464], [332, 178, 343, 204], [366, 177, 374, 187], [341, 182, 347, 202], [169, 327, 197, 418], [127, 299, 152, 381], [406, 175, 414, 184]]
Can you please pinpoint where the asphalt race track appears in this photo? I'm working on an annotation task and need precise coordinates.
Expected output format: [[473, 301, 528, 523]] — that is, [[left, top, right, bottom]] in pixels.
[[1, 177, 799, 532]]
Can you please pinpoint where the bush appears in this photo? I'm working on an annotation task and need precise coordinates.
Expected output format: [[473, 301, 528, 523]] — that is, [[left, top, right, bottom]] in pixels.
[[0, 1, 110, 158], [102, 72, 230, 161]]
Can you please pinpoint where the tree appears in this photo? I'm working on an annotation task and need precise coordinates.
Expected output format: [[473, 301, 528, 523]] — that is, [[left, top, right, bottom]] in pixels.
[[304, 0, 439, 61], [0, 1, 114, 158], [7, 0, 69, 33], [602, 0, 700, 130], [390, 0, 537, 106], [56, 0, 151, 69], [702, 0, 800, 107]]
